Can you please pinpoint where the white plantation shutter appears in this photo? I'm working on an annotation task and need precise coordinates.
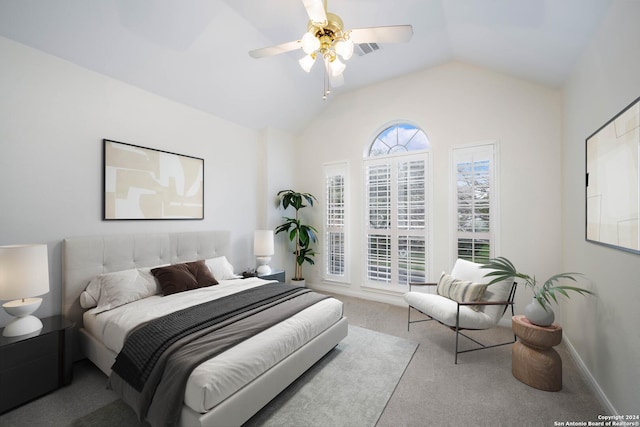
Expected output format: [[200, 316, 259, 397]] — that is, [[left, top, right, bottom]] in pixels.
[[366, 164, 391, 230], [398, 161, 426, 229], [452, 143, 497, 263], [367, 234, 391, 283], [398, 235, 426, 284], [366, 162, 392, 283], [324, 163, 348, 281], [397, 159, 426, 284], [365, 153, 429, 288]]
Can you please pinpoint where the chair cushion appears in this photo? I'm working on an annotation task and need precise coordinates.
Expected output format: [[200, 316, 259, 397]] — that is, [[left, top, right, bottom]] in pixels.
[[404, 291, 495, 329], [450, 258, 514, 323], [450, 258, 489, 283], [435, 272, 488, 305]]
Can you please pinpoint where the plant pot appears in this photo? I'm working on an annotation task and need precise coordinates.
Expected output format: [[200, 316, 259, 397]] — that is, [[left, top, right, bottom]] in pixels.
[[524, 298, 555, 327], [291, 278, 306, 287]]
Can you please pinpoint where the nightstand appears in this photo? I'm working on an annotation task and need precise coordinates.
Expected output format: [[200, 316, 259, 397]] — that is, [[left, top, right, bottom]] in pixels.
[[0, 315, 74, 413], [258, 269, 285, 282], [511, 315, 563, 391]]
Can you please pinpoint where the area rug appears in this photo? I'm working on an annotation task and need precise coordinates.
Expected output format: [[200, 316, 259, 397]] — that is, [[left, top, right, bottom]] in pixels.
[[73, 325, 418, 427]]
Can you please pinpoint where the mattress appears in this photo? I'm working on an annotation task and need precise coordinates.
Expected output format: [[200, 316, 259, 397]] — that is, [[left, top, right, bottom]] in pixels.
[[83, 278, 344, 413]]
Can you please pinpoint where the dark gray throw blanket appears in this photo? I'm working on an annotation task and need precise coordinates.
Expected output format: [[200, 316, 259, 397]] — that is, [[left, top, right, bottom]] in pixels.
[[112, 283, 307, 391], [108, 283, 330, 427]]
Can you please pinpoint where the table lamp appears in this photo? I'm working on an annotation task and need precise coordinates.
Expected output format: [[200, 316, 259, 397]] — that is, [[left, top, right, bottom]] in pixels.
[[0, 244, 50, 337], [254, 230, 274, 276]]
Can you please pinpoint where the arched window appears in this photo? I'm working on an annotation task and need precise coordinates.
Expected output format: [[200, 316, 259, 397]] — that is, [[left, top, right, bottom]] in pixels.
[[368, 123, 429, 157], [364, 123, 431, 289]]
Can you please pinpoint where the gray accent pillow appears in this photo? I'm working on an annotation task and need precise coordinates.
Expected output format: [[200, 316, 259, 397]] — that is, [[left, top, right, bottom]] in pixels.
[[436, 272, 488, 306]]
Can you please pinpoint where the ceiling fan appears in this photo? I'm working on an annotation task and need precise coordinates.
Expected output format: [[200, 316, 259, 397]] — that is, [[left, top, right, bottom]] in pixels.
[[248, 0, 413, 99]]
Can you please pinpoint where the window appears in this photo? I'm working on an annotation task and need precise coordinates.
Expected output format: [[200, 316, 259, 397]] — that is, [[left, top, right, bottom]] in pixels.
[[364, 124, 430, 290], [324, 162, 348, 282], [369, 123, 430, 157], [452, 142, 498, 263]]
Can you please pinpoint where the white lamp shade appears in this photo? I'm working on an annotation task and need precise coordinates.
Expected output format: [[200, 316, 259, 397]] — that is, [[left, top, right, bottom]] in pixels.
[[254, 230, 275, 257], [335, 39, 354, 60], [301, 31, 320, 54], [329, 57, 346, 77], [0, 244, 50, 301], [299, 54, 316, 72]]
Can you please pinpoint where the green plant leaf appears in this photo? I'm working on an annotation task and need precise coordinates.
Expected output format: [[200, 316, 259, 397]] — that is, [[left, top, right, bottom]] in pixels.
[[483, 257, 594, 307], [276, 189, 318, 278], [303, 193, 316, 207]]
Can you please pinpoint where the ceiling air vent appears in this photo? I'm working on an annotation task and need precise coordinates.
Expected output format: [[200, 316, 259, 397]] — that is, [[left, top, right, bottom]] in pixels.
[[354, 42, 381, 56]]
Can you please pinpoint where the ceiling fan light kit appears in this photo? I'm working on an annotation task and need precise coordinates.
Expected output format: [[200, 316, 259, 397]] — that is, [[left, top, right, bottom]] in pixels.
[[249, 0, 413, 99], [298, 12, 352, 77]]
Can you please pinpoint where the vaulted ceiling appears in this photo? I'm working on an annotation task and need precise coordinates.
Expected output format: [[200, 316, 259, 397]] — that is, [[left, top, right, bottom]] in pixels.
[[0, 0, 612, 132]]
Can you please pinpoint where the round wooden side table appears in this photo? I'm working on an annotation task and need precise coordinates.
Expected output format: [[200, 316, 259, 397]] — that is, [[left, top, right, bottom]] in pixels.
[[511, 314, 563, 391]]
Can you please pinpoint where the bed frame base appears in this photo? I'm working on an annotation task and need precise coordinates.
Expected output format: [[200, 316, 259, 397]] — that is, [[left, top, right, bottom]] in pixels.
[[80, 314, 348, 427], [181, 316, 348, 427]]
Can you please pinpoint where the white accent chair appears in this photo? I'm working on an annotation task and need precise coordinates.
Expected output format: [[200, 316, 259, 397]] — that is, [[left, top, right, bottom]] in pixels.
[[404, 259, 517, 363]]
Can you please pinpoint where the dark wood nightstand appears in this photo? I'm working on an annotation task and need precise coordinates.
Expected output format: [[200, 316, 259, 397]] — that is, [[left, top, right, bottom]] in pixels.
[[0, 315, 74, 413], [258, 269, 285, 282]]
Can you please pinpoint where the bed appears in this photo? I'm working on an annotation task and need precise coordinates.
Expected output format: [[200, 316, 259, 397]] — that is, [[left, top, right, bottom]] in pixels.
[[62, 230, 348, 427]]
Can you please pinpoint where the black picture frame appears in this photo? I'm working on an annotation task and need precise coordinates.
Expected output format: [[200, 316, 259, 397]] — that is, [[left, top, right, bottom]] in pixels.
[[103, 139, 204, 220], [585, 96, 640, 254]]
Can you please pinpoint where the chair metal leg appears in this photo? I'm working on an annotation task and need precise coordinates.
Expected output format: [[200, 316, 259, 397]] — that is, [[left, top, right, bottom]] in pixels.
[[410, 281, 518, 364]]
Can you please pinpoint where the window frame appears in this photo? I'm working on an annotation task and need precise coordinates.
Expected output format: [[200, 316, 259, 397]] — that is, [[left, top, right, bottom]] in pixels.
[[323, 161, 350, 284], [450, 141, 500, 265], [363, 146, 433, 293]]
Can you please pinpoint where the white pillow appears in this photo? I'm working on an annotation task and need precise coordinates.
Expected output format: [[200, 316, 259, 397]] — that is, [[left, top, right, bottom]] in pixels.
[[137, 266, 162, 295], [80, 291, 98, 309], [205, 256, 239, 280], [82, 273, 105, 309], [81, 267, 162, 313]]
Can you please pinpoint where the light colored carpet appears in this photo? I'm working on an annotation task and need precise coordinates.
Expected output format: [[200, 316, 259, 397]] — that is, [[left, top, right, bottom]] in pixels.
[[244, 325, 418, 427], [69, 325, 417, 427], [0, 294, 609, 427]]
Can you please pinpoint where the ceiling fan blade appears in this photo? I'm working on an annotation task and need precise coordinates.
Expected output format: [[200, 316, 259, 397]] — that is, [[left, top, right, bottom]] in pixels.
[[302, 0, 327, 25], [249, 40, 301, 59], [348, 25, 413, 44]]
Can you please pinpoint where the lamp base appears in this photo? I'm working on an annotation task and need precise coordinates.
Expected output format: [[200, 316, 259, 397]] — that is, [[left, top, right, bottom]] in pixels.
[[2, 298, 44, 337], [256, 264, 272, 276], [2, 315, 43, 337], [256, 256, 272, 276]]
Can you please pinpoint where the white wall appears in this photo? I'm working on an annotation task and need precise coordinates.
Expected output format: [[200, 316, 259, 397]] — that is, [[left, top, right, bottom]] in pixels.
[[256, 127, 297, 276], [0, 37, 263, 325], [562, 1, 640, 415], [296, 61, 563, 312]]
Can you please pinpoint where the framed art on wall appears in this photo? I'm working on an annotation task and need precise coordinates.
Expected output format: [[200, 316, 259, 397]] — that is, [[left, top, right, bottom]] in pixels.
[[586, 96, 640, 254], [103, 139, 204, 220]]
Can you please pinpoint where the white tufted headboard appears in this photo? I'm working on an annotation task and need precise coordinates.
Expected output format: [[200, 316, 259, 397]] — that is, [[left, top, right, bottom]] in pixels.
[[62, 230, 231, 331]]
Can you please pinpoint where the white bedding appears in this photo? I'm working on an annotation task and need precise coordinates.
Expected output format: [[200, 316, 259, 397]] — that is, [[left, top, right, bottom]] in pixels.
[[82, 278, 344, 414]]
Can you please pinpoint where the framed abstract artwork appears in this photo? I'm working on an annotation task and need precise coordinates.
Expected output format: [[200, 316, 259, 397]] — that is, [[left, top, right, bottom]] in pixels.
[[586, 96, 640, 254], [103, 139, 204, 220]]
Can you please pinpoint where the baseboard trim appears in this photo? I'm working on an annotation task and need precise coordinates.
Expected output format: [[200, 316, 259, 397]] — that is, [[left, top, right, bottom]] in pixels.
[[562, 335, 617, 415], [309, 282, 406, 307]]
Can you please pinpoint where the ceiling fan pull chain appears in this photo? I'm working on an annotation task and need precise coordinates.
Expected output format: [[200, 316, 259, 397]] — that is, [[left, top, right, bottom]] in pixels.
[[323, 61, 328, 100]]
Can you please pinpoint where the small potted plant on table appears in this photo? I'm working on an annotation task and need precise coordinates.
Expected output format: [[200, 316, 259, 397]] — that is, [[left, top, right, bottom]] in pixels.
[[481, 257, 595, 326]]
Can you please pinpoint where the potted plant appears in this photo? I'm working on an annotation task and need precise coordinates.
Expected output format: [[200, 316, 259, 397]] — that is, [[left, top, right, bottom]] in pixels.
[[481, 257, 594, 326], [275, 190, 318, 285]]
